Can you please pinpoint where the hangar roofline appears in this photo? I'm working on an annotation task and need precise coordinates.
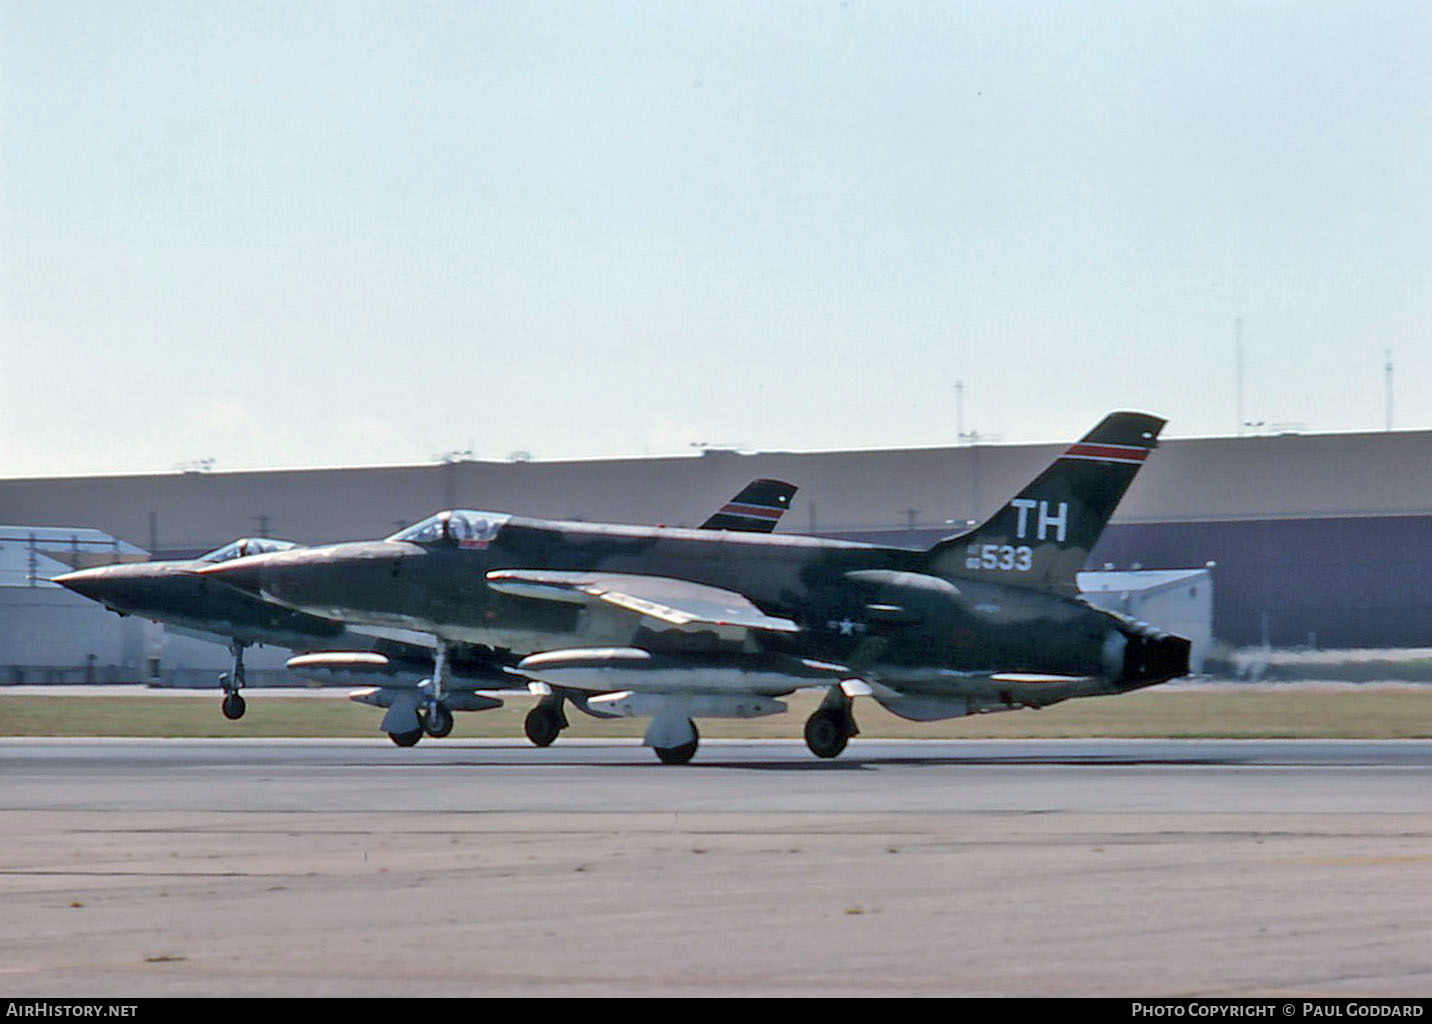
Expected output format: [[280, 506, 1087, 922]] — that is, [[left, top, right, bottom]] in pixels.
[[7, 424, 1432, 485]]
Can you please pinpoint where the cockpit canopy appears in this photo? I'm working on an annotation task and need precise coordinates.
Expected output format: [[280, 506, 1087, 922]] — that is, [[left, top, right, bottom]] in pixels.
[[198, 538, 301, 564], [386, 510, 511, 547]]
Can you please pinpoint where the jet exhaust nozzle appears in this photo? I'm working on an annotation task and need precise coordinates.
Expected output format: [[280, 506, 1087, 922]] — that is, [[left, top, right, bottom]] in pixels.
[[1117, 625, 1191, 689]]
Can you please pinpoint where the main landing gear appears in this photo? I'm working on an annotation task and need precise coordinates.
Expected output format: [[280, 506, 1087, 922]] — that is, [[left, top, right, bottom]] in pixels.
[[383, 644, 463, 747], [803, 688, 859, 759], [630, 688, 857, 765], [219, 641, 248, 720], [385, 701, 455, 747], [524, 691, 569, 747], [424, 702, 454, 738]]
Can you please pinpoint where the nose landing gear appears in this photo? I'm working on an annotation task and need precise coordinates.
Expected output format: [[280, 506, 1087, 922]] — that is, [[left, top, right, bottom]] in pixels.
[[219, 641, 249, 720]]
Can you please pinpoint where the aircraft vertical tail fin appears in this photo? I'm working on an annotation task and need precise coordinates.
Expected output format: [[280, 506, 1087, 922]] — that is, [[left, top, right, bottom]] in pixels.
[[925, 412, 1165, 596], [700, 479, 797, 533]]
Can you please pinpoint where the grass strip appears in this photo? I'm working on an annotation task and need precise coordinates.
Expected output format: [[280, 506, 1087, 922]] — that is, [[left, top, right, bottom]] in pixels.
[[2, 688, 1429, 739]]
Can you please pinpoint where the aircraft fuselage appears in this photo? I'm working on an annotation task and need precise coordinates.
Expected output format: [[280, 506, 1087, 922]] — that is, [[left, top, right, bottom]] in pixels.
[[204, 516, 1172, 696]]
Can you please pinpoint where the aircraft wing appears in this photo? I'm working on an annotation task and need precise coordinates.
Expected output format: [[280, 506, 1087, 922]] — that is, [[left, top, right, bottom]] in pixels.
[[485, 569, 800, 634]]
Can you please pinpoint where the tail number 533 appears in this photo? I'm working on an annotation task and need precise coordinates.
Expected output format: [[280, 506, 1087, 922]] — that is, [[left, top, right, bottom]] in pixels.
[[966, 544, 1034, 572]]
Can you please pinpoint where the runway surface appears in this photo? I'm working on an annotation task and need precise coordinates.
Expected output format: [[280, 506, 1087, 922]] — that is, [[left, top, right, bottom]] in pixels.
[[2, 738, 1430, 997]]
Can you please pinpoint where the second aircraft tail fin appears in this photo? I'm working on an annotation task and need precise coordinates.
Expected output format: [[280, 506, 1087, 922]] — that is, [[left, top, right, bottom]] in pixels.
[[700, 479, 797, 533]]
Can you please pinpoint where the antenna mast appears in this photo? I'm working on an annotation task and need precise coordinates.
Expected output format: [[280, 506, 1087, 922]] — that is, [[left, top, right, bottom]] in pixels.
[[1236, 318, 1245, 437], [1385, 349, 1394, 431]]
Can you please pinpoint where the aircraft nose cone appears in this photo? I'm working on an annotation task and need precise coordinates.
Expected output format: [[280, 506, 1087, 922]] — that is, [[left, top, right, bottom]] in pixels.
[[52, 566, 122, 601]]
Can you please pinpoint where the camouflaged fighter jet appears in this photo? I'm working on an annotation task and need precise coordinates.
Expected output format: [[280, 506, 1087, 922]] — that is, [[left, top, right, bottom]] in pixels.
[[55, 537, 334, 715], [52, 480, 797, 745], [291, 477, 799, 745], [199, 413, 1189, 763]]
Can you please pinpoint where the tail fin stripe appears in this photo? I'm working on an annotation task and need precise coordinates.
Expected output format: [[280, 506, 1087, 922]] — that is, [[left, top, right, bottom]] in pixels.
[[1063, 443, 1150, 464], [718, 502, 785, 519]]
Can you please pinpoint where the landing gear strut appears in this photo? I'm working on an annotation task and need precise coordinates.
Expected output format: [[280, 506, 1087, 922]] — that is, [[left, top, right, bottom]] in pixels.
[[419, 643, 454, 739], [804, 688, 859, 759], [219, 641, 248, 720]]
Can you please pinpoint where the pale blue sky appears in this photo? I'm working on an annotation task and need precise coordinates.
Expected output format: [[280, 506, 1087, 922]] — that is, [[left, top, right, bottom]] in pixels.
[[3, 1, 1429, 476]]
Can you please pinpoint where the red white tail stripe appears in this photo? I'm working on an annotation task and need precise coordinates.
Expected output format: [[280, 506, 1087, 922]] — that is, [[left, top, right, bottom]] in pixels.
[[1060, 443, 1150, 465], [717, 502, 784, 520]]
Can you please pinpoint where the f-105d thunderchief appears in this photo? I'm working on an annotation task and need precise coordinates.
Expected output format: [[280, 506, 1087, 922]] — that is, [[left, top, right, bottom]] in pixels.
[[201, 413, 1189, 762]]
